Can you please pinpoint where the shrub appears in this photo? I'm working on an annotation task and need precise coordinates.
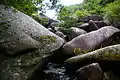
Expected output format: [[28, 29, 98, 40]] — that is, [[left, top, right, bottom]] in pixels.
[[75, 10, 90, 19], [103, 0, 120, 26], [32, 14, 49, 25]]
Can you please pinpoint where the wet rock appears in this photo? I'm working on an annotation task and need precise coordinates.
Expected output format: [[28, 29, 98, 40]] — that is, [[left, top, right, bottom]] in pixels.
[[69, 27, 87, 40], [43, 62, 78, 80], [76, 63, 103, 80], [0, 5, 64, 55], [44, 63, 68, 80], [65, 44, 120, 72], [63, 26, 120, 54]]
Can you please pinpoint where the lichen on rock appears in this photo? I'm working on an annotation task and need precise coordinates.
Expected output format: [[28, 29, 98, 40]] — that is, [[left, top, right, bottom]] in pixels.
[[66, 44, 120, 63], [0, 50, 42, 80], [39, 35, 56, 44]]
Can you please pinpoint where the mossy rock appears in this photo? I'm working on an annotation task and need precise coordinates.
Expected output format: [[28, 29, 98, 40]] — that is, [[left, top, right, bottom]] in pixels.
[[0, 50, 43, 80], [73, 48, 92, 55], [39, 35, 56, 44], [0, 5, 64, 56], [64, 45, 120, 73], [66, 45, 120, 63]]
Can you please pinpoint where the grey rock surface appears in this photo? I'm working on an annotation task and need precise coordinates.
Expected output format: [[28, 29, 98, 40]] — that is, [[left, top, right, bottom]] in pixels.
[[76, 63, 103, 80], [63, 26, 120, 54], [0, 5, 64, 55]]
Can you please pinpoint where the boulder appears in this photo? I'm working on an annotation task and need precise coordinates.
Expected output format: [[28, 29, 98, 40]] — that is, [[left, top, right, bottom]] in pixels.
[[87, 20, 99, 32], [111, 20, 120, 29], [76, 63, 103, 80], [65, 44, 120, 72], [78, 23, 89, 29], [94, 21, 108, 28], [69, 27, 87, 40], [0, 5, 64, 56], [55, 31, 66, 39], [78, 21, 108, 32], [63, 26, 120, 54], [50, 20, 60, 28], [78, 14, 103, 23], [0, 50, 46, 80]]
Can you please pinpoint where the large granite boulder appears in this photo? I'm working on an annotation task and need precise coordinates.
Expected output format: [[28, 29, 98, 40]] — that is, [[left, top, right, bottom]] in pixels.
[[69, 27, 87, 40], [65, 44, 120, 72], [63, 26, 120, 54], [0, 5, 64, 56]]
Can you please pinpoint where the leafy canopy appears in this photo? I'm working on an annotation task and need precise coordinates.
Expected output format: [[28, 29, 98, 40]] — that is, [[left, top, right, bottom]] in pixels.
[[57, 0, 120, 28], [1, 0, 61, 16]]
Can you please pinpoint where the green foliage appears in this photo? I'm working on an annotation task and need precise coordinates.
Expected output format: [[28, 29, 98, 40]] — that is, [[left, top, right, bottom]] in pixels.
[[57, 0, 120, 28], [103, 0, 120, 25], [75, 10, 89, 19], [1, 0, 61, 17], [57, 18, 78, 28], [57, 0, 104, 28], [32, 14, 49, 25], [57, 5, 88, 28], [6, 0, 42, 16], [73, 48, 92, 55], [82, 0, 103, 14]]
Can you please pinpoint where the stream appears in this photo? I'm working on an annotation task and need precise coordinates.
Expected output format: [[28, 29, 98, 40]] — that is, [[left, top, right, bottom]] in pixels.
[[43, 62, 78, 80]]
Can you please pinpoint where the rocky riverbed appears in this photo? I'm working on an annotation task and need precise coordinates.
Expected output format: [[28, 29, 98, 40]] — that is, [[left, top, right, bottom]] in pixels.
[[0, 4, 120, 80]]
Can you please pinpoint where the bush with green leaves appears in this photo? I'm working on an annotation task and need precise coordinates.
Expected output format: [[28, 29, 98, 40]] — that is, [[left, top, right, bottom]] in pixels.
[[1, 0, 43, 16], [32, 14, 49, 26], [103, 0, 120, 26], [57, 18, 78, 28], [75, 10, 90, 19], [1, 0, 61, 16]]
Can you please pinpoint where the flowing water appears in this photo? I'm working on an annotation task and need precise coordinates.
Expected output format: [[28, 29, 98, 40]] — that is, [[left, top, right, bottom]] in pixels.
[[43, 62, 78, 80]]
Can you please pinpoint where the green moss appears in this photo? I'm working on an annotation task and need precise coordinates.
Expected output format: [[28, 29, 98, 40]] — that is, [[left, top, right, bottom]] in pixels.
[[96, 48, 120, 60], [66, 46, 120, 63], [32, 14, 49, 25], [0, 50, 41, 72], [20, 51, 42, 67], [73, 48, 92, 55], [39, 35, 57, 44]]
